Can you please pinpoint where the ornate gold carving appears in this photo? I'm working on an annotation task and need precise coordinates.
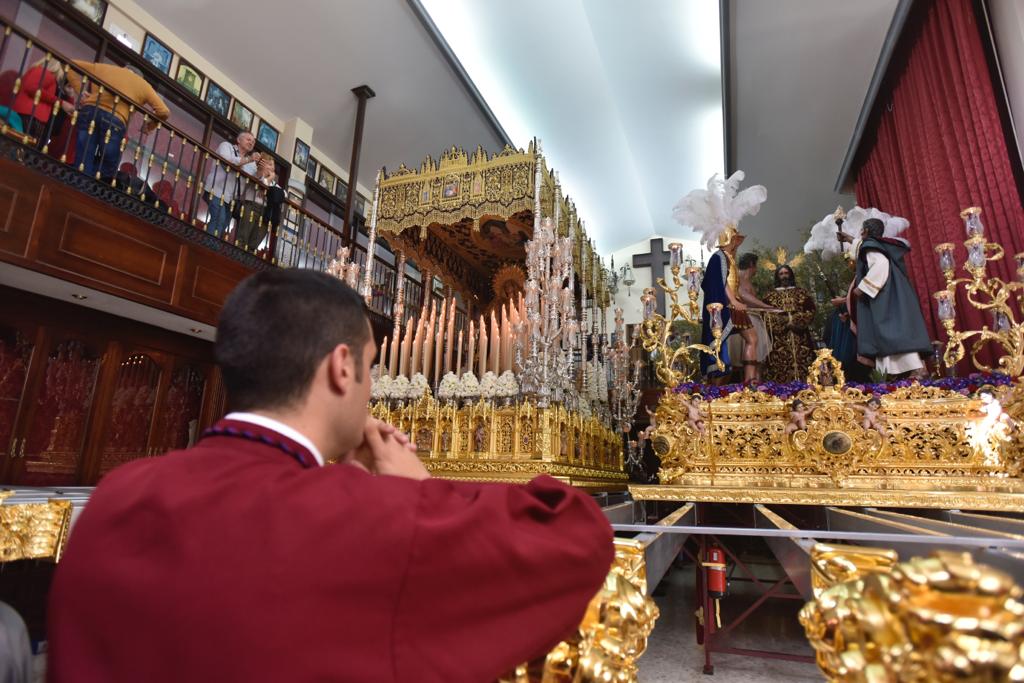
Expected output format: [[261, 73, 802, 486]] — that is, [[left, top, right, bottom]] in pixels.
[[808, 543, 899, 597], [644, 349, 1024, 503], [0, 498, 73, 562], [370, 397, 625, 487], [628, 484, 1024, 511], [638, 263, 723, 387], [800, 548, 1024, 682], [499, 539, 659, 683], [807, 348, 845, 391]]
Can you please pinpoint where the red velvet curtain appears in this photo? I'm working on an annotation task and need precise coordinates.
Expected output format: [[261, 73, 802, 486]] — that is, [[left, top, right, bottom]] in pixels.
[[855, 0, 1024, 370]]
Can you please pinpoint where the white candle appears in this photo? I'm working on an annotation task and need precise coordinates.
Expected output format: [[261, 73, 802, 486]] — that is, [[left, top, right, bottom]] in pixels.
[[466, 319, 475, 378], [389, 325, 400, 377], [455, 329, 463, 378]]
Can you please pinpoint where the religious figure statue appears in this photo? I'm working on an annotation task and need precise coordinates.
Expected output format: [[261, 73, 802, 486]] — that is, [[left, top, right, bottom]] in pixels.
[[850, 218, 932, 378], [674, 171, 768, 383], [784, 399, 812, 436], [762, 264, 818, 382], [473, 420, 486, 452], [854, 395, 887, 437], [488, 263, 526, 315], [684, 395, 706, 435]]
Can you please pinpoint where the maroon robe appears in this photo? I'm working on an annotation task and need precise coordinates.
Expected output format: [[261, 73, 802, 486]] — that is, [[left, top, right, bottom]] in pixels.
[[47, 419, 614, 682]]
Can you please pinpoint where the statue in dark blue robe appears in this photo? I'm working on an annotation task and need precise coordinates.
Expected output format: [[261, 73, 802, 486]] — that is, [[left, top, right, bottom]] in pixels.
[[700, 249, 732, 377]]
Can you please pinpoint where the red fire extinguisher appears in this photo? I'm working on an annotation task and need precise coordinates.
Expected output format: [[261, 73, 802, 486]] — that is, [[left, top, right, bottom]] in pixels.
[[702, 543, 728, 628], [703, 544, 728, 598]]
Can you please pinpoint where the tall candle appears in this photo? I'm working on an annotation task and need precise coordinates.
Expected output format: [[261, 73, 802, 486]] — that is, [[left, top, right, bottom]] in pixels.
[[378, 336, 388, 378], [500, 305, 509, 374], [466, 319, 475, 378], [389, 325, 400, 377], [423, 301, 435, 382], [434, 298, 445, 387], [455, 329, 463, 379], [444, 297, 456, 375], [409, 317, 420, 377], [400, 325, 411, 378], [479, 321, 488, 377], [488, 311, 498, 374]]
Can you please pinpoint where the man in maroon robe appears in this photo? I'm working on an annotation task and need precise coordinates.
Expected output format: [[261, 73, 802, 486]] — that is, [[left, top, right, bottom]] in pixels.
[[47, 269, 614, 682]]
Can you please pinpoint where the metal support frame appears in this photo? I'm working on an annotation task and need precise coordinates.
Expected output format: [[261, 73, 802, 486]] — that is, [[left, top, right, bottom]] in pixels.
[[682, 503, 814, 675]]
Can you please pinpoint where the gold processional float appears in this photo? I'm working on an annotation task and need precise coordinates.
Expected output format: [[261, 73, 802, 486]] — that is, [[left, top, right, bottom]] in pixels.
[[633, 173, 1024, 680], [329, 140, 635, 490]]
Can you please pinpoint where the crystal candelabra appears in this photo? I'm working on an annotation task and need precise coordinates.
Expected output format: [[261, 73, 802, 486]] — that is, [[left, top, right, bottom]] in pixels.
[[932, 207, 1024, 376], [638, 242, 724, 387], [326, 246, 361, 290], [609, 307, 643, 467], [516, 216, 579, 407]]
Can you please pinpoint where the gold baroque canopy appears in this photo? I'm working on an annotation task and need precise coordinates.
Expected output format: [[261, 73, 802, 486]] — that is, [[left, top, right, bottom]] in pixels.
[[374, 140, 610, 307]]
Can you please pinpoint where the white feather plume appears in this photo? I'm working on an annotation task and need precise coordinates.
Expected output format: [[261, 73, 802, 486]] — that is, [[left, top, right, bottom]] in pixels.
[[804, 211, 856, 259], [845, 206, 909, 240], [803, 205, 910, 258], [672, 171, 767, 248]]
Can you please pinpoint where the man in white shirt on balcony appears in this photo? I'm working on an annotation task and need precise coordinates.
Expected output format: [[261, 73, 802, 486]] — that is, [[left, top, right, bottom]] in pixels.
[[204, 131, 260, 239]]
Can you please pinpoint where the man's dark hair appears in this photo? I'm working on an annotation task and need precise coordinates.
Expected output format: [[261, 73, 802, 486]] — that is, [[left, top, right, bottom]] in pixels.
[[215, 269, 371, 411], [775, 265, 795, 287], [738, 253, 758, 270], [863, 218, 885, 240]]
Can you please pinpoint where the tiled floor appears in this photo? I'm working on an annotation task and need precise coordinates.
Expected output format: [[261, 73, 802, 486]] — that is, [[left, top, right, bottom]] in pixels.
[[638, 563, 823, 682]]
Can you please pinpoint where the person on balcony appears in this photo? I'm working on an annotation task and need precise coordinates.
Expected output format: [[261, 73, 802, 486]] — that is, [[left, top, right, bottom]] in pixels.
[[204, 131, 260, 239], [235, 156, 278, 252], [11, 57, 71, 147], [46, 269, 613, 682], [65, 62, 168, 181]]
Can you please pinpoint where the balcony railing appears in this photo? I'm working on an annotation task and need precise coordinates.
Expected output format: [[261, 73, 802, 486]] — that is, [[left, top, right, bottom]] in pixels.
[[0, 16, 435, 323]]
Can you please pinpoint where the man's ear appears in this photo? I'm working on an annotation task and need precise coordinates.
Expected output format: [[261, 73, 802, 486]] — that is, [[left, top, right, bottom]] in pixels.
[[326, 343, 353, 396]]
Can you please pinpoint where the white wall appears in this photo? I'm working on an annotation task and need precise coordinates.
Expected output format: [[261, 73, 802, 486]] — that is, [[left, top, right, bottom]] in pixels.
[[601, 235, 705, 326], [990, 0, 1024, 164]]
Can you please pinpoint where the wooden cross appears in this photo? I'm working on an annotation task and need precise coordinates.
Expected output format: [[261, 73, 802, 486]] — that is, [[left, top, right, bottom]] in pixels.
[[632, 238, 672, 316]]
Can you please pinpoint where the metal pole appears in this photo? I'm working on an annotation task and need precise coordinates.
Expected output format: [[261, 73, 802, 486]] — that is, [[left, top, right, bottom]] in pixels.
[[343, 84, 375, 244]]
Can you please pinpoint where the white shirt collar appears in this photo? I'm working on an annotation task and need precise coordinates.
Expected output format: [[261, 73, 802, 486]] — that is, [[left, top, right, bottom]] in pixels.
[[224, 412, 325, 466]]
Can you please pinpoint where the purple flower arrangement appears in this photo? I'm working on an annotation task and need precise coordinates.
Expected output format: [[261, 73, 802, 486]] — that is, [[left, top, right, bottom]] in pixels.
[[672, 373, 1014, 401]]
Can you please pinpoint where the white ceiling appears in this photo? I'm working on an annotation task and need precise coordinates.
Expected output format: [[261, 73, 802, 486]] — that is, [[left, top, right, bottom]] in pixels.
[[420, 0, 724, 253], [131, 0, 505, 194], [729, 0, 899, 249], [121, 0, 896, 257]]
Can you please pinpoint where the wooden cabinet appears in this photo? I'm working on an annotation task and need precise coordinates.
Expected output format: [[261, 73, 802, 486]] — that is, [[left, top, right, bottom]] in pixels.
[[0, 287, 222, 486]]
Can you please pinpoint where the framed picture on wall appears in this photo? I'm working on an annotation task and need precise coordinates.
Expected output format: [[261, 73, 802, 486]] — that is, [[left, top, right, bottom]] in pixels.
[[292, 139, 310, 172], [204, 80, 230, 118], [141, 33, 173, 75], [306, 157, 319, 180], [174, 60, 204, 98], [69, 0, 107, 25], [256, 120, 279, 153], [335, 179, 348, 201], [318, 167, 336, 193], [230, 100, 254, 131]]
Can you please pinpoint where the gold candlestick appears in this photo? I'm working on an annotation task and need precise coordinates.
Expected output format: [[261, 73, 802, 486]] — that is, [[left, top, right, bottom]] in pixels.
[[638, 259, 723, 387], [933, 207, 1024, 375]]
